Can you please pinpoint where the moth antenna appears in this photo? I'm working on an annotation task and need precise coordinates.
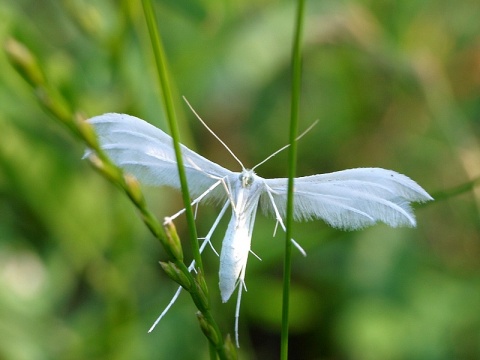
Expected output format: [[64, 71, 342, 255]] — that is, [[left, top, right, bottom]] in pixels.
[[252, 119, 319, 171], [183, 96, 245, 170]]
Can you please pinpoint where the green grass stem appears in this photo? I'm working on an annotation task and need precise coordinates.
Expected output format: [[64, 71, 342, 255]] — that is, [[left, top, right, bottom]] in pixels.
[[281, 0, 306, 359], [141, 0, 203, 272], [140, 2, 235, 358]]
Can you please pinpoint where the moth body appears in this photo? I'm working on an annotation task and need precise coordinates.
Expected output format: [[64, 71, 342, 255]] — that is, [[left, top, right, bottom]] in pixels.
[[219, 170, 263, 302]]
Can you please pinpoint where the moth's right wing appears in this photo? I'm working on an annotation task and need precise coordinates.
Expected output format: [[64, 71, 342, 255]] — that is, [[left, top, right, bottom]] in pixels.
[[261, 168, 432, 230], [85, 113, 234, 202]]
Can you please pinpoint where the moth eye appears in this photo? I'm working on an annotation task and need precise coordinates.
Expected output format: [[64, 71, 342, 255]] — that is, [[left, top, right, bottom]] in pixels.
[[240, 173, 254, 188]]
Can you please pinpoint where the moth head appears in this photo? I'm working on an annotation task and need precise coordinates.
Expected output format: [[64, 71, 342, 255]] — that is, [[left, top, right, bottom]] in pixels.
[[240, 169, 255, 188]]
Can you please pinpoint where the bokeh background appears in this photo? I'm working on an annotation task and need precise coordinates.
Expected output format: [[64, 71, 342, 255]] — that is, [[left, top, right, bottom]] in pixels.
[[1, 0, 480, 359]]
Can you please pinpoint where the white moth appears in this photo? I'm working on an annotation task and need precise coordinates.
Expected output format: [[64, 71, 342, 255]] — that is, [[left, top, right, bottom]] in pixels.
[[85, 111, 432, 346]]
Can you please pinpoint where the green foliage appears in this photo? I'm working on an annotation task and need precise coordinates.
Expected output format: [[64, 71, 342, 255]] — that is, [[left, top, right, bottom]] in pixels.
[[1, 0, 480, 359]]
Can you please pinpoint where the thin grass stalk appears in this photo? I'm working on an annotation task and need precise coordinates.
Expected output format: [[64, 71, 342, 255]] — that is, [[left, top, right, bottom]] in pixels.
[[141, 0, 203, 272], [281, 0, 306, 359], [140, 3, 230, 359]]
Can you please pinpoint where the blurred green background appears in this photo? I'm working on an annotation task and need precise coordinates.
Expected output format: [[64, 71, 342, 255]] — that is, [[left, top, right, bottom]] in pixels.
[[1, 0, 480, 359]]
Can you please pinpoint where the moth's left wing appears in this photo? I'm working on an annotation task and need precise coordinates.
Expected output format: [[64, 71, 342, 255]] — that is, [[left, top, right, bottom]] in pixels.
[[85, 113, 234, 202], [261, 168, 432, 230]]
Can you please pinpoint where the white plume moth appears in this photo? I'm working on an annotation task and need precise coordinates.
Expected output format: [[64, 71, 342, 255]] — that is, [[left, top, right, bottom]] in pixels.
[[85, 106, 432, 346]]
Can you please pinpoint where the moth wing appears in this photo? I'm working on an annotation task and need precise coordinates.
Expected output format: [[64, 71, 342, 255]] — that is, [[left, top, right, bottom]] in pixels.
[[86, 113, 234, 202], [261, 168, 432, 230]]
